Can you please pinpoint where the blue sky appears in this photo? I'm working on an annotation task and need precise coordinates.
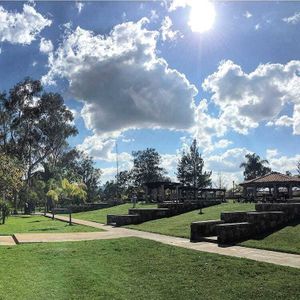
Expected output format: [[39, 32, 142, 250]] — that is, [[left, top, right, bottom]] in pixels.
[[0, 0, 300, 186]]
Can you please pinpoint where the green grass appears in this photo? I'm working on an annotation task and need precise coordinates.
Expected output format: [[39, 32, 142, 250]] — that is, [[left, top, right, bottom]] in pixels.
[[0, 215, 100, 235], [0, 238, 299, 300], [240, 223, 300, 255], [126, 202, 255, 238], [72, 203, 156, 224]]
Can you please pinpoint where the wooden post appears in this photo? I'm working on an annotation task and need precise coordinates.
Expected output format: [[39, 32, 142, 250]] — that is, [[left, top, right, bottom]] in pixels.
[[69, 210, 72, 226]]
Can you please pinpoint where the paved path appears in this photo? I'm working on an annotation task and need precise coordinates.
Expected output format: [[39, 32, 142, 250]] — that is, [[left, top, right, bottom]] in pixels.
[[11, 213, 300, 269], [0, 236, 16, 245]]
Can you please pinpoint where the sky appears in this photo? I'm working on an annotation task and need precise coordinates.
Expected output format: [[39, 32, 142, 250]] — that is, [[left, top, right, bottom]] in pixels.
[[0, 0, 300, 187]]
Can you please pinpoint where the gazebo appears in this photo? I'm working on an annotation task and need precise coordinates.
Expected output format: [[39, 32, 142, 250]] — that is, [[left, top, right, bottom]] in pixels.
[[239, 172, 300, 201]]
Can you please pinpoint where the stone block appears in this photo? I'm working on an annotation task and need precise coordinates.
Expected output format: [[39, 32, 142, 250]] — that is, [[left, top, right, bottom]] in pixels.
[[216, 222, 254, 244], [190, 220, 224, 242]]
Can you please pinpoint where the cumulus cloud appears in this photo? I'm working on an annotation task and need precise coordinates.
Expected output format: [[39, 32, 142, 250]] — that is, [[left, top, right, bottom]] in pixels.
[[168, 0, 190, 12], [202, 60, 300, 135], [77, 135, 132, 163], [214, 139, 232, 149], [243, 11, 252, 19], [160, 16, 182, 41], [283, 12, 300, 24], [75, 2, 85, 14], [42, 18, 197, 136], [39, 38, 53, 54], [266, 115, 294, 128], [0, 4, 51, 45], [266, 149, 300, 174]]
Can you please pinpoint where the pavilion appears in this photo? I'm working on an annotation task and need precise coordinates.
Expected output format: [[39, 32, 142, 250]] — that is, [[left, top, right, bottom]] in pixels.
[[143, 181, 226, 203], [239, 172, 300, 201]]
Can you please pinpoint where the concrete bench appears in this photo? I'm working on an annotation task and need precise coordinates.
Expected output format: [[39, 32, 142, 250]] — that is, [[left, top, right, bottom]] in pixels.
[[190, 220, 224, 242]]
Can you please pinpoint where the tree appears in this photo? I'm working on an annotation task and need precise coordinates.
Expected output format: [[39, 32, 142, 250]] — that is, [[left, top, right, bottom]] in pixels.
[[74, 153, 102, 202], [177, 139, 211, 189], [240, 153, 271, 180], [0, 78, 77, 186], [0, 152, 24, 213], [131, 148, 166, 186], [46, 178, 87, 206]]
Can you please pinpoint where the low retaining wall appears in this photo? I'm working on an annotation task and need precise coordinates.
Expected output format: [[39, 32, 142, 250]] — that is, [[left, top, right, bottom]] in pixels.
[[107, 200, 222, 226], [65, 202, 123, 213], [191, 202, 300, 244], [191, 220, 224, 242]]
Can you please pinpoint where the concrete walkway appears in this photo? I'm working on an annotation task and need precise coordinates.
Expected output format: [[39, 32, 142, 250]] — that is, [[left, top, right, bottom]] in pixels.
[[9, 213, 300, 269], [0, 236, 16, 246]]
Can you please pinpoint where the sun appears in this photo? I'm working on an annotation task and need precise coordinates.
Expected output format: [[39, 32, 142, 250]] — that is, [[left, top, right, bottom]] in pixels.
[[188, 0, 216, 33]]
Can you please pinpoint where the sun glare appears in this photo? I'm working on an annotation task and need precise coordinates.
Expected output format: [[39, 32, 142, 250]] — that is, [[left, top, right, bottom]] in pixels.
[[189, 0, 216, 33]]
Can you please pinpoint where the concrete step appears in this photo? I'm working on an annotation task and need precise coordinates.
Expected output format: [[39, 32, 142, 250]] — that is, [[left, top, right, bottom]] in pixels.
[[107, 214, 140, 226], [190, 220, 224, 242], [216, 222, 254, 244]]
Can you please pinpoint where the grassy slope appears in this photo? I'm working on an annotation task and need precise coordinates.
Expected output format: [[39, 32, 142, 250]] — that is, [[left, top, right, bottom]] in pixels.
[[0, 238, 299, 300], [72, 203, 156, 224], [126, 202, 255, 238], [0, 215, 100, 235], [240, 223, 300, 255]]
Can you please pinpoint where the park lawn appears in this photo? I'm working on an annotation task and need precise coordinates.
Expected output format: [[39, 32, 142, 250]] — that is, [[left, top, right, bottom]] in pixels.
[[72, 203, 156, 224], [0, 238, 299, 300], [240, 223, 300, 255], [126, 202, 255, 238], [0, 215, 100, 235]]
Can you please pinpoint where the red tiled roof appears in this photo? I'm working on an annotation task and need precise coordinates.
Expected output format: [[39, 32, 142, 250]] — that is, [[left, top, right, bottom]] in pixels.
[[240, 172, 300, 185]]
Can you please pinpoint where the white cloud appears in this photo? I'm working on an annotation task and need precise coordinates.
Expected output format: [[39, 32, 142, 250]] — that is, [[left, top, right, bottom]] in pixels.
[[39, 38, 53, 54], [77, 135, 132, 164], [42, 18, 197, 136], [214, 139, 232, 149], [283, 12, 300, 24], [122, 138, 135, 143], [0, 4, 51, 45], [265, 149, 300, 174], [266, 115, 294, 128], [168, 0, 190, 12], [255, 23, 261, 30], [205, 147, 250, 174], [202, 60, 300, 136], [160, 16, 182, 42], [243, 11, 252, 19], [75, 2, 85, 14], [150, 10, 159, 22], [32, 61, 37, 67]]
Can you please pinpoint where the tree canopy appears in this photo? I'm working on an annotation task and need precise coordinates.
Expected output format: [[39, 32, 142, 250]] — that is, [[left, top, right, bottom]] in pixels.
[[177, 139, 211, 188], [240, 153, 271, 180], [131, 148, 166, 186]]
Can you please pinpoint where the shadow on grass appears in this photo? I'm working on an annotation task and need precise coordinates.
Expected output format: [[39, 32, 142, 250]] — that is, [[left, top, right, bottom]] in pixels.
[[29, 227, 60, 232]]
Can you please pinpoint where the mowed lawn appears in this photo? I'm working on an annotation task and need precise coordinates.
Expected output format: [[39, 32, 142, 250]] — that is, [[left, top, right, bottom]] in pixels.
[[0, 238, 299, 300], [0, 215, 100, 235], [240, 223, 300, 255], [126, 202, 255, 238], [72, 203, 156, 224]]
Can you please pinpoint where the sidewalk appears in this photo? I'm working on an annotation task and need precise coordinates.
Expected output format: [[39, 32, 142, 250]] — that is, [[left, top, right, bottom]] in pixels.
[[11, 213, 300, 269]]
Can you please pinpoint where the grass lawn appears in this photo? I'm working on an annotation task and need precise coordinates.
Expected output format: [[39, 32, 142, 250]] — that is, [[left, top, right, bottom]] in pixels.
[[72, 203, 156, 224], [240, 222, 300, 255], [126, 202, 255, 238], [0, 215, 100, 235], [0, 238, 299, 300]]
